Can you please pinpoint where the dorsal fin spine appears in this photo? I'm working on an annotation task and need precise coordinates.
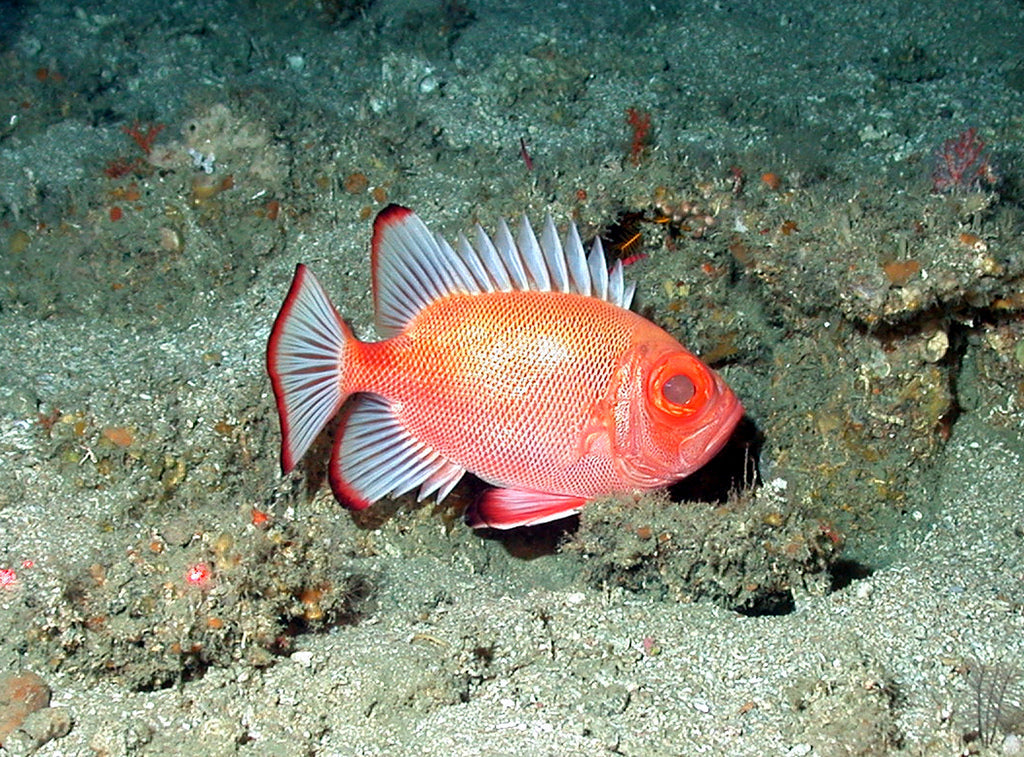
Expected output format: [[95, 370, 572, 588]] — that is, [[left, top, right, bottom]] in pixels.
[[588, 238, 609, 300], [456, 233, 495, 292], [436, 234, 477, 292], [541, 213, 570, 293], [494, 219, 529, 290], [472, 226, 511, 291], [565, 222, 590, 296], [609, 262, 624, 305], [516, 215, 551, 291]]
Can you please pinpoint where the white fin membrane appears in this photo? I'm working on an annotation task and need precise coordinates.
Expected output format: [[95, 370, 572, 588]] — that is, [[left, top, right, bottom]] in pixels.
[[330, 394, 466, 508], [267, 264, 351, 472]]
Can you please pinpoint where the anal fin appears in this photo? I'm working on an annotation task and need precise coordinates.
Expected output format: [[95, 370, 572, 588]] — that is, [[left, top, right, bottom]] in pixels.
[[329, 395, 466, 511]]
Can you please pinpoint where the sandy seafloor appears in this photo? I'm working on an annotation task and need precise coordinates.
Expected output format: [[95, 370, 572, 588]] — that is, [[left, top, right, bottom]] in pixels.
[[1, 0, 1024, 754]]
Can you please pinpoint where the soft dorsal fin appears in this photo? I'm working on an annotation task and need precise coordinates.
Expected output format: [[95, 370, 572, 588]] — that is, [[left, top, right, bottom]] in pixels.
[[370, 204, 636, 338]]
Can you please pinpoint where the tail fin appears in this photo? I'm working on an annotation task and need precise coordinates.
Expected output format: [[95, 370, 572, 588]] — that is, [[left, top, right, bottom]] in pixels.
[[267, 264, 354, 473]]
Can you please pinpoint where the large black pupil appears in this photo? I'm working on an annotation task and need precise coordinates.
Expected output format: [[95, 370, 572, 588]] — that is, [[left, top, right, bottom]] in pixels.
[[662, 374, 695, 406]]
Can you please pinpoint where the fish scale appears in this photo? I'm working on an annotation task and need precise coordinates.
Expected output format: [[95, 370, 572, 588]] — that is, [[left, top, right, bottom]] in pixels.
[[361, 291, 630, 492]]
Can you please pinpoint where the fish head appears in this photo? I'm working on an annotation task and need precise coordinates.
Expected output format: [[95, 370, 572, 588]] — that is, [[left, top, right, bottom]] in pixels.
[[609, 336, 744, 488]]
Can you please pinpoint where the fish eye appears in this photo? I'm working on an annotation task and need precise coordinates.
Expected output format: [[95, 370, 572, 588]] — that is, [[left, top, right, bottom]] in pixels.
[[661, 373, 695, 406], [649, 353, 713, 418]]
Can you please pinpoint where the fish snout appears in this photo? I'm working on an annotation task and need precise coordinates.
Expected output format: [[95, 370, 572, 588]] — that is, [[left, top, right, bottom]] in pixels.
[[675, 377, 744, 474]]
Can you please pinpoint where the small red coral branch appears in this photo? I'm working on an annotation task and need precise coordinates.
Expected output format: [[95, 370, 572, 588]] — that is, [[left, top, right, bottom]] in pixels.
[[103, 157, 138, 179], [626, 108, 651, 166], [122, 121, 165, 156], [519, 136, 534, 171], [931, 127, 997, 193]]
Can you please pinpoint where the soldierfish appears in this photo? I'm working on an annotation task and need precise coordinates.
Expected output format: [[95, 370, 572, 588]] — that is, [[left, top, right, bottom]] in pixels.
[[267, 205, 743, 529]]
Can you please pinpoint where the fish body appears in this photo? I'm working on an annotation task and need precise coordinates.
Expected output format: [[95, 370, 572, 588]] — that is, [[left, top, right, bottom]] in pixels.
[[267, 205, 742, 528]]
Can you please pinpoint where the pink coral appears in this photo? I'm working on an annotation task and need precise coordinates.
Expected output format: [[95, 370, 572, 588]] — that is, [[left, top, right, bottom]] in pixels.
[[931, 128, 997, 193]]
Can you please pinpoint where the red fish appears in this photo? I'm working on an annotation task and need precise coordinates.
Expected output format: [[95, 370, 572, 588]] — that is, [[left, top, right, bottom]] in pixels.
[[267, 205, 743, 529]]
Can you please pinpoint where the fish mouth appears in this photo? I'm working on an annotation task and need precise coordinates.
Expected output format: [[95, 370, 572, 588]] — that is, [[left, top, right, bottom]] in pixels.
[[679, 377, 745, 471], [706, 392, 745, 453]]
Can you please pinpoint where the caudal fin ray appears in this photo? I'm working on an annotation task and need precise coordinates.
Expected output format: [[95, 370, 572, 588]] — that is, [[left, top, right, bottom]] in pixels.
[[267, 264, 352, 472]]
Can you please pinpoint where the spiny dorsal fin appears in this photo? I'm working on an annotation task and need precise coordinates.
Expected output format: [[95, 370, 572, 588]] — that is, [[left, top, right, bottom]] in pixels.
[[370, 204, 636, 338]]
